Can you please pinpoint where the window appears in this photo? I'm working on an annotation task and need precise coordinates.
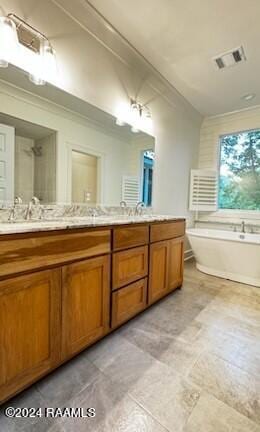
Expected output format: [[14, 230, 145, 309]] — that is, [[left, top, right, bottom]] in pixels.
[[142, 150, 154, 206], [219, 129, 260, 210]]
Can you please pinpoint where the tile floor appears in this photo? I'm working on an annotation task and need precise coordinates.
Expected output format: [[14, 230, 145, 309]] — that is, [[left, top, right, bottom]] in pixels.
[[1, 260, 260, 432]]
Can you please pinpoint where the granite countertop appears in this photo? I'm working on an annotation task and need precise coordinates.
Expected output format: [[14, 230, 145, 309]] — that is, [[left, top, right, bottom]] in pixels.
[[0, 214, 185, 235]]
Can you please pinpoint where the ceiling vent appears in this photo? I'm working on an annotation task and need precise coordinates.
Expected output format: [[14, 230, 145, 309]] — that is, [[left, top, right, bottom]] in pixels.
[[213, 46, 246, 70]]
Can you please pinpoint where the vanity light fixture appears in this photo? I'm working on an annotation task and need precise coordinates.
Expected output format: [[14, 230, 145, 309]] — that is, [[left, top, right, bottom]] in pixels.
[[115, 99, 152, 134], [0, 14, 57, 85]]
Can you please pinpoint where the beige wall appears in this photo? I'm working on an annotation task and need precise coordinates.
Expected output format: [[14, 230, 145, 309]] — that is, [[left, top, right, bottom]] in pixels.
[[198, 106, 260, 226]]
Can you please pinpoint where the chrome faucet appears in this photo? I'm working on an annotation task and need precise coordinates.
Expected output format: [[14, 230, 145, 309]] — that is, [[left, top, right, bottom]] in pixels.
[[25, 196, 40, 220], [241, 220, 246, 233], [120, 200, 127, 215], [8, 196, 22, 221], [135, 201, 145, 216], [90, 208, 98, 218]]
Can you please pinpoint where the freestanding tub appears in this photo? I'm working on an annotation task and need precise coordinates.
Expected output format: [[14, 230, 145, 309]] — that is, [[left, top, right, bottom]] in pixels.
[[186, 228, 260, 287]]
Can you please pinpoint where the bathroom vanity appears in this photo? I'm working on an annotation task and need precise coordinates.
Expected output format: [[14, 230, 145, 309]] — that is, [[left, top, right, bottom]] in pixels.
[[0, 216, 185, 403]]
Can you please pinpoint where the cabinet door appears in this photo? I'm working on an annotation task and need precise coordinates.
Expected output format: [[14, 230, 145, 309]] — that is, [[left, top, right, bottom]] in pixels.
[[0, 269, 61, 403], [62, 255, 110, 358], [168, 237, 184, 292], [111, 278, 147, 328], [148, 240, 169, 305], [113, 246, 148, 289]]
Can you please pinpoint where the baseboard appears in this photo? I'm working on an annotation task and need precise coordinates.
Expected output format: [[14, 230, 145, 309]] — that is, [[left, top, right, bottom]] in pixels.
[[184, 249, 194, 261]]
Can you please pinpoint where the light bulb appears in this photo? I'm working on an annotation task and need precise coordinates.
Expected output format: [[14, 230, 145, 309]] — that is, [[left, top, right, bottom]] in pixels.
[[42, 43, 57, 83], [0, 17, 19, 67], [130, 102, 141, 132], [29, 40, 57, 85], [29, 51, 45, 85]]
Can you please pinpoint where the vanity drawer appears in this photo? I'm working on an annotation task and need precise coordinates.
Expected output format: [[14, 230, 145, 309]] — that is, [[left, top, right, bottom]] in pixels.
[[111, 278, 147, 328], [113, 225, 149, 251], [150, 221, 185, 243], [0, 229, 111, 279], [112, 245, 148, 289]]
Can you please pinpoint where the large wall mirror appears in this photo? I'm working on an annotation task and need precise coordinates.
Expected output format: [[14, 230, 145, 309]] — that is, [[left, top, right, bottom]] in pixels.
[[0, 66, 155, 207]]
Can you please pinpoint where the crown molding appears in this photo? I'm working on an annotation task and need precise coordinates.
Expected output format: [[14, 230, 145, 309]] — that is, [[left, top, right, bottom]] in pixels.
[[206, 103, 260, 120]]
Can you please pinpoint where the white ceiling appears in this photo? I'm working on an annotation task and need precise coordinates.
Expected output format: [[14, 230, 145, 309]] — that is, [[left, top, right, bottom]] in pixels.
[[89, 0, 260, 116]]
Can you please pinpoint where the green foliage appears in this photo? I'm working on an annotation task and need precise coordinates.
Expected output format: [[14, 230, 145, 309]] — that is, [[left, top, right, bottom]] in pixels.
[[219, 130, 260, 210]]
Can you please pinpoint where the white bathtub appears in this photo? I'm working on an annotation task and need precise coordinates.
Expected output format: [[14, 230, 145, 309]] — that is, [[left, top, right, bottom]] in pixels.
[[186, 228, 260, 287]]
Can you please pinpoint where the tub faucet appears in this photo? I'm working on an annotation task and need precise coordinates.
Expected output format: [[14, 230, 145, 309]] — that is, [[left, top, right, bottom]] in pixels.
[[241, 220, 246, 233]]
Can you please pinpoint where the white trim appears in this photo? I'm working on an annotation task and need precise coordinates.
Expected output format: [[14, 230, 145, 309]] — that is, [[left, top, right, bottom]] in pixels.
[[219, 126, 260, 138], [184, 249, 194, 261], [216, 129, 260, 217], [206, 104, 260, 120], [207, 209, 260, 220]]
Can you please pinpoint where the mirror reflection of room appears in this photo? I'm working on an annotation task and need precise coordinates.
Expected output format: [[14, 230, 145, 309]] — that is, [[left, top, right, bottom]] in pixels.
[[0, 67, 155, 209], [0, 113, 56, 204], [142, 150, 154, 207]]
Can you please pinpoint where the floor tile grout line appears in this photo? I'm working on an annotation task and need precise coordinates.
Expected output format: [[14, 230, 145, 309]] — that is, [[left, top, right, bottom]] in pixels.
[[184, 389, 260, 431], [76, 362, 172, 432], [127, 392, 172, 432], [203, 348, 260, 382], [193, 317, 260, 345], [181, 389, 203, 431]]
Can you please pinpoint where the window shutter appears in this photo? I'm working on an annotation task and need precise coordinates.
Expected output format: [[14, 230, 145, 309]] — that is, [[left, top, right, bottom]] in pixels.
[[189, 169, 218, 211], [122, 176, 140, 206]]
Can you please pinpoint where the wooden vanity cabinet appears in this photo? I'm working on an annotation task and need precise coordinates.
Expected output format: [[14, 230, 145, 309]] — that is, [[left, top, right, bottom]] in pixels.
[[0, 269, 61, 403], [0, 219, 185, 403], [112, 245, 148, 289], [113, 225, 149, 251], [168, 237, 184, 291], [149, 240, 169, 304], [148, 222, 185, 305], [61, 255, 110, 359]]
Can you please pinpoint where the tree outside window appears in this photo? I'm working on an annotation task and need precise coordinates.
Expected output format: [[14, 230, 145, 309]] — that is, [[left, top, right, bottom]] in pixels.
[[219, 129, 260, 210]]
